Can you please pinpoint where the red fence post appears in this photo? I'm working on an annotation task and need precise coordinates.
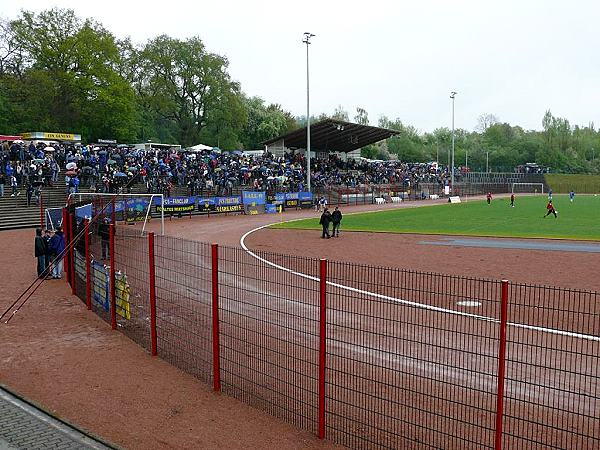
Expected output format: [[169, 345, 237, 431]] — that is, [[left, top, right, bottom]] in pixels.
[[40, 192, 44, 229], [109, 223, 117, 330], [495, 280, 509, 450], [84, 219, 91, 310], [211, 243, 221, 392], [62, 208, 69, 281], [111, 197, 116, 225], [148, 232, 157, 356], [70, 213, 76, 296], [318, 258, 327, 439]]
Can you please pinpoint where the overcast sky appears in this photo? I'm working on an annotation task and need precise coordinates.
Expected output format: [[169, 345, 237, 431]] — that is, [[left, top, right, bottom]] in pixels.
[[1, 0, 599, 133]]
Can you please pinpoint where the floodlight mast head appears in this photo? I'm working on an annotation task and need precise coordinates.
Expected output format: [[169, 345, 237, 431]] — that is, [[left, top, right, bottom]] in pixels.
[[450, 91, 457, 99], [303, 32, 316, 44]]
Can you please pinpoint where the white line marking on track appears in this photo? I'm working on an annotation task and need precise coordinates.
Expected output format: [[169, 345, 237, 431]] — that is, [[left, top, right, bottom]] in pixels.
[[240, 223, 600, 342]]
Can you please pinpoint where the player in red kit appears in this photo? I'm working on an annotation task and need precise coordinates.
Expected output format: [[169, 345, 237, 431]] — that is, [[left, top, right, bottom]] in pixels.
[[543, 200, 557, 218], [486, 192, 492, 204]]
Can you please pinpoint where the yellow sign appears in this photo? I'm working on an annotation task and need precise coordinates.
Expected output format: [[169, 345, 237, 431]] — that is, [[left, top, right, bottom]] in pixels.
[[21, 131, 81, 141]]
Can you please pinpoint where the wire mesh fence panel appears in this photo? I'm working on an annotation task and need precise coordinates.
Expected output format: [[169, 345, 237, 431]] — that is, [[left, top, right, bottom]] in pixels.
[[218, 246, 321, 434], [503, 283, 600, 450], [112, 227, 150, 350], [73, 249, 87, 304], [153, 235, 213, 384], [325, 262, 501, 449]]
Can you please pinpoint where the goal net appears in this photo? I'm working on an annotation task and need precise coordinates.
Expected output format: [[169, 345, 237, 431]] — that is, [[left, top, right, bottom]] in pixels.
[[67, 193, 164, 236], [511, 183, 544, 195]]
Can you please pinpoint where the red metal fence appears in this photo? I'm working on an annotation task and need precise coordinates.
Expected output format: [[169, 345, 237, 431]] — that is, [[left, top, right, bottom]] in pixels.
[[68, 224, 600, 449]]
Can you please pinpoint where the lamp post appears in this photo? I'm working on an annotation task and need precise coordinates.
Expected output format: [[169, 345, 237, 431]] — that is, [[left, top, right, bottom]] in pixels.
[[303, 32, 315, 193], [450, 91, 457, 193], [486, 151, 489, 173]]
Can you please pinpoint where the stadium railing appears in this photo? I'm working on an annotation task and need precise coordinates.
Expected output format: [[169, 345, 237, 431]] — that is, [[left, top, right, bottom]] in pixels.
[[67, 223, 599, 450]]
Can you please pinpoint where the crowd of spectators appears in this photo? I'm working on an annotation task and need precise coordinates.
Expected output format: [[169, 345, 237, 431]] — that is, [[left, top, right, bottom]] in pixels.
[[311, 154, 452, 190], [1, 139, 454, 204], [0, 140, 61, 204]]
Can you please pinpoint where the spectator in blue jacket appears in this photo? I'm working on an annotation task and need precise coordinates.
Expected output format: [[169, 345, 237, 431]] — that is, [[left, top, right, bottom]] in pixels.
[[49, 227, 66, 279]]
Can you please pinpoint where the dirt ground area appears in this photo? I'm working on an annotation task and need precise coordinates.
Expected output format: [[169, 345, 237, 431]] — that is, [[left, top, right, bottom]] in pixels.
[[244, 229, 600, 291], [2, 196, 598, 449], [0, 228, 340, 450]]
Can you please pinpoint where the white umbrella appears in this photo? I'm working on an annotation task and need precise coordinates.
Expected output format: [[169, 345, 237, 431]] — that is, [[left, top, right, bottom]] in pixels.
[[44, 146, 55, 152], [66, 162, 77, 170]]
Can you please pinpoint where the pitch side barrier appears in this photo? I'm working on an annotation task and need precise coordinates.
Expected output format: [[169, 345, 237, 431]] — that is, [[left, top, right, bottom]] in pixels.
[[64, 223, 599, 450], [151, 191, 314, 218]]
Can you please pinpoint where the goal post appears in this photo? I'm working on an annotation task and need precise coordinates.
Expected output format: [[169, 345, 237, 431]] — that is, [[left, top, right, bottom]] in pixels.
[[511, 183, 545, 195], [67, 193, 165, 236]]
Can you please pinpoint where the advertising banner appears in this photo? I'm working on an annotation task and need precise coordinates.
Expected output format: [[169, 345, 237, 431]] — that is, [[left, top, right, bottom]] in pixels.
[[284, 192, 299, 209], [155, 196, 196, 214], [214, 196, 243, 213], [125, 198, 150, 222], [298, 191, 314, 209], [241, 191, 266, 205], [75, 203, 93, 220], [242, 191, 266, 215], [45, 208, 64, 230], [197, 197, 216, 214]]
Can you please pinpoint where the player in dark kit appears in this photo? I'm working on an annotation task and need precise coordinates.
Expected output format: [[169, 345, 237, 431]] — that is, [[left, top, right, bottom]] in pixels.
[[486, 192, 492, 204], [543, 200, 558, 218], [510, 193, 515, 207]]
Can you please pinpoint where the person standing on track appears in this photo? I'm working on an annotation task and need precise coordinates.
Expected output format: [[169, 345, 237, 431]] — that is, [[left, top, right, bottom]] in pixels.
[[49, 227, 65, 279], [319, 208, 332, 239], [486, 192, 492, 204], [510, 193, 515, 207], [34, 228, 47, 278], [331, 206, 343, 237], [543, 200, 558, 218]]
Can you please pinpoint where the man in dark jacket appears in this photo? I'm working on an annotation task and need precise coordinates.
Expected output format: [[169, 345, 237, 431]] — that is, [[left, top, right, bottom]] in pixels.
[[98, 218, 110, 260], [49, 227, 66, 279], [44, 229, 53, 272], [331, 206, 343, 237], [319, 208, 332, 239], [34, 228, 47, 277]]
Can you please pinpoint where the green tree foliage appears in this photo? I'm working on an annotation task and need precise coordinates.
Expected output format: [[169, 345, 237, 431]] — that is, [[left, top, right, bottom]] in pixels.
[[0, 9, 139, 142]]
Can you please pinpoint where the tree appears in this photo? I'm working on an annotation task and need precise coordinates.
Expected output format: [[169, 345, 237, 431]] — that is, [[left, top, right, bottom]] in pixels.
[[354, 107, 369, 125], [476, 113, 499, 132], [331, 105, 349, 121], [137, 35, 242, 147], [0, 8, 138, 142]]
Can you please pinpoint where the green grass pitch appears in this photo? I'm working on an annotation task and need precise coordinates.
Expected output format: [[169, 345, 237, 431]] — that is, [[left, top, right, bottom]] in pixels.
[[274, 194, 600, 240]]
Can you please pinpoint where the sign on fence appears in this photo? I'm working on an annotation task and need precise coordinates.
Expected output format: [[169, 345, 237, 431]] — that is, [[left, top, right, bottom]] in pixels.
[[298, 191, 313, 209], [242, 191, 266, 215], [45, 208, 63, 230], [125, 198, 150, 222], [154, 196, 196, 214]]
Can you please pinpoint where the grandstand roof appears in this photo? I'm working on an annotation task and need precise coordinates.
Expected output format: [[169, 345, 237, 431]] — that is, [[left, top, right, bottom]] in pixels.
[[262, 119, 400, 153]]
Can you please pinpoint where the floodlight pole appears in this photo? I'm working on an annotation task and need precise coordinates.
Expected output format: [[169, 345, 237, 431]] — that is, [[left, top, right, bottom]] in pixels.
[[486, 151, 489, 173], [450, 91, 457, 193], [303, 32, 315, 193]]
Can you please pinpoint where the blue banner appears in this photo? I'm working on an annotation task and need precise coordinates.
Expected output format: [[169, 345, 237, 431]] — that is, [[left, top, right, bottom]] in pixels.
[[285, 192, 299, 200], [298, 191, 313, 201], [274, 193, 286, 204], [214, 196, 242, 213], [155, 196, 196, 213], [125, 198, 150, 222], [265, 204, 278, 214], [45, 208, 63, 230], [75, 203, 93, 220], [241, 191, 266, 205]]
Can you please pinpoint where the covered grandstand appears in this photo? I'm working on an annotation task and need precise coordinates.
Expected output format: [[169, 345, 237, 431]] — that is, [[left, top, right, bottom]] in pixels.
[[262, 119, 400, 158]]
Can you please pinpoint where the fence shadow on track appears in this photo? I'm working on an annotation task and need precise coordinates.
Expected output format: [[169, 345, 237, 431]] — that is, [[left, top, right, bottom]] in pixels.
[[68, 223, 599, 450]]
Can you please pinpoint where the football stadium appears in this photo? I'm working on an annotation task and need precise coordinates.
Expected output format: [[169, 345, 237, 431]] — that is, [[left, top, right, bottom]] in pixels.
[[0, 5, 599, 450]]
